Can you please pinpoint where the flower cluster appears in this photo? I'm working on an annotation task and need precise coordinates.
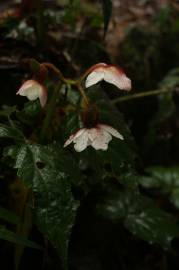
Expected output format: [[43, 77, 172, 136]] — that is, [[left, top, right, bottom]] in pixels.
[[64, 63, 131, 151], [17, 63, 132, 152]]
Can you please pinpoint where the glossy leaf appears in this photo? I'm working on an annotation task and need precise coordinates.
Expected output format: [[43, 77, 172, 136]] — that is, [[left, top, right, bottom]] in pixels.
[[0, 124, 24, 141], [36, 171, 77, 269], [139, 166, 179, 208], [97, 190, 179, 248], [16, 100, 41, 125], [4, 143, 79, 268]]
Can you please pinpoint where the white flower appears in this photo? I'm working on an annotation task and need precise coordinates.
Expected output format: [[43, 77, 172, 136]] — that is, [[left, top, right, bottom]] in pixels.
[[64, 124, 124, 152], [16, 79, 47, 107], [85, 63, 131, 91]]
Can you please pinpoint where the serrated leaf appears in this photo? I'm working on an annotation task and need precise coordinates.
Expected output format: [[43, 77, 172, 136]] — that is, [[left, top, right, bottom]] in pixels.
[[36, 171, 77, 269], [0, 124, 24, 141], [97, 190, 179, 248], [0, 225, 41, 249], [4, 143, 79, 268], [139, 166, 179, 208], [125, 205, 179, 247]]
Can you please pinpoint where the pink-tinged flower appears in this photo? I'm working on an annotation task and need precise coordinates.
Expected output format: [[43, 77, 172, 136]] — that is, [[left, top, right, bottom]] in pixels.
[[64, 124, 124, 152], [16, 80, 47, 107], [85, 63, 131, 91]]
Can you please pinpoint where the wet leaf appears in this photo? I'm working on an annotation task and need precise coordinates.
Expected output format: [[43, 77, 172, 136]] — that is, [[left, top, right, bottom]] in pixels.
[[0, 124, 24, 141], [139, 166, 179, 208], [97, 190, 179, 248], [4, 143, 79, 268]]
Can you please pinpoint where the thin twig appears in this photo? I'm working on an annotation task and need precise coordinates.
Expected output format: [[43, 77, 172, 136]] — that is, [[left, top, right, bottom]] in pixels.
[[112, 88, 173, 104]]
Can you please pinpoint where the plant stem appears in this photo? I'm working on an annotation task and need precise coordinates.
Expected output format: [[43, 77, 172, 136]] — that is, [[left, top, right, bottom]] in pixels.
[[112, 88, 173, 104], [43, 62, 90, 106], [76, 83, 89, 107], [40, 83, 61, 141], [43, 63, 66, 82]]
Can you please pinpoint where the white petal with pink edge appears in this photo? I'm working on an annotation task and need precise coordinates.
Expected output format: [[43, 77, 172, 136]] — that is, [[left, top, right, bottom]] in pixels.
[[91, 129, 112, 150], [85, 69, 104, 88], [104, 67, 131, 91], [16, 79, 47, 107], [84, 63, 131, 91], [63, 128, 86, 148], [99, 124, 124, 140], [73, 130, 89, 152], [63, 124, 124, 152]]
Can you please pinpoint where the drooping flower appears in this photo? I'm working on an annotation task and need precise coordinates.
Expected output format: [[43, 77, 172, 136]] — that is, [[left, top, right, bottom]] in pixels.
[[64, 124, 124, 152], [16, 79, 47, 107], [85, 63, 131, 91]]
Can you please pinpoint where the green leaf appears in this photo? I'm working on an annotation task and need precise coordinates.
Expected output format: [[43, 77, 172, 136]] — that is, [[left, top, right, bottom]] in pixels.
[[125, 200, 179, 247], [101, 0, 112, 36], [0, 105, 17, 118], [14, 192, 33, 270], [4, 143, 79, 268], [16, 100, 41, 125], [0, 225, 41, 249], [97, 190, 179, 248], [0, 124, 24, 141], [36, 171, 78, 268], [139, 166, 179, 208], [0, 206, 20, 225]]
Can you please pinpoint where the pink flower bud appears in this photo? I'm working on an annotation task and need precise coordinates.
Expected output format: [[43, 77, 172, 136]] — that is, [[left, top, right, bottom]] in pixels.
[[16, 79, 47, 107], [85, 63, 131, 91]]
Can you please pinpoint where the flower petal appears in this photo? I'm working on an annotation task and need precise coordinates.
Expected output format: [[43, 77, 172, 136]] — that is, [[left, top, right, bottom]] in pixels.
[[91, 129, 112, 150], [104, 66, 131, 91], [26, 85, 40, 101], [74, 130, 89, 152], [16, 80, 36, 96], [39, 87, 48, 107], [88, 128, 99, 142], [63, 128, 86, 148], [99, 124, 124, 140], [63, 134, 75, 148], [85, 69, 104, 88]]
